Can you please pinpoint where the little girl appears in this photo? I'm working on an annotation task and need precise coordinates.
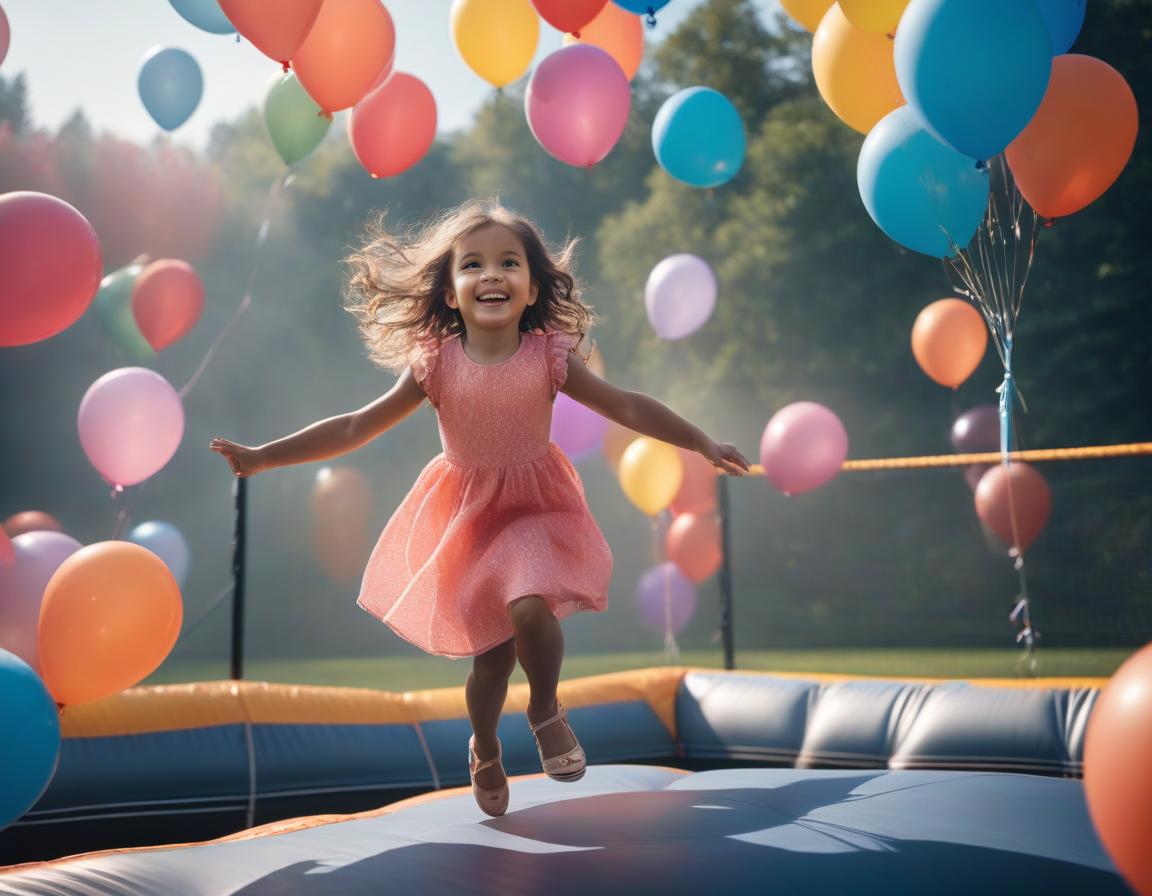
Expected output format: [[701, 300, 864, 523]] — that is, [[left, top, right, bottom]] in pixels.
[[211, 200, 751, 817]]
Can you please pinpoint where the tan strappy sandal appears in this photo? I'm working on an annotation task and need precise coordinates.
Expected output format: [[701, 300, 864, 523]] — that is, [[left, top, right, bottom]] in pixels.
[[468, 736, 509, 817], [528, 702, 586, 782]]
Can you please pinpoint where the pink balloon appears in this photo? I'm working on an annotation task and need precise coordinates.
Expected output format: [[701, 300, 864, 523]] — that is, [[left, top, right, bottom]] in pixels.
[[760, 401, 849, 495], [0, 192, 103, 347], [0, 5, 9, 67], [131, 259, 205, 351], [78, 367, 185, 487], [550, 392, 609, 463], [525, 44, 631, 167], [0, 531, 83, 674], [349, 72, 437, 178]]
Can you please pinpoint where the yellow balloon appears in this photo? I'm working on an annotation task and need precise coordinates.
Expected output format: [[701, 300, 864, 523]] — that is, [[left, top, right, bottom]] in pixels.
[[618, 438, 683, 517], [839, 0, 909, 35], [451, 0, 539, 88], [779, 0, 834, 32], [812, 3, 904, 134]]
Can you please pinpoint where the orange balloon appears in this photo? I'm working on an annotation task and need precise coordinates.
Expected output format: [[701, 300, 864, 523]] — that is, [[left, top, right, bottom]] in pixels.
[[666, 512, 721, 583], [562, 2, 643, 80], [3, 511, 63, 537], [292, 0, 396, 114], [670, 446, 717, 516], [780, 0, 834, 32], [910, 298, 988, 388], [312, 466, 374, 584], [38, 542, 182, 706], [812, 3, 904, 134], [1006, 55, 1138, 219], [131, 259, 205, 351], [1084, 642, 1152, 896], [350, 73, 437, 179], [974, 462, 1051, 554], [601, 420, 638, 471], [219, 0, 325, 68]]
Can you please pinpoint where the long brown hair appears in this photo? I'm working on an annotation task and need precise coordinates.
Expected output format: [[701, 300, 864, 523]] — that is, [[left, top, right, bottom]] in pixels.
[[344, 199, 597, 371]]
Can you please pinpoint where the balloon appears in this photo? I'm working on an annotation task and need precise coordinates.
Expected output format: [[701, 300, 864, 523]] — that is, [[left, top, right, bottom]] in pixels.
[[38, 542, 182, 706], [839, 0, 909, 35], [666, 512, 721, 583], [760, 402, 848, 496], [292, 0, 396, 115], [168, 0, 235, 34], [3, 511, 63, 538], [563, 2, 643, 80], [612, 0, 670, 14], [93, 261, 154, 361], [950, 405, 999, 453], [264, 71, 332, 166], [312, 467, 374, 584], [0, 649, 61, 831], [974, 462, 1051, 554], [812, 3, 904, 135], [525, 45, 631, 168], [0, 530, 11, 567], [1034, 0, 1086, 55], [779, 0, 833, 31], [670, 447, 717, 516], [644, 254, 717, 340], [551, 392, 610, 463], [77, 368, 185, 487], [1084, 642, 1152, 896], [0, 192, 102, 347], [0, 531, 83, 673], [619, 438, 683, 516], [602, 421, 638, 471], [910, 298, 987, 388], [137, 46, 203, 132], [653, 87, 746, 188], [0, 4, 9, 67], [857, 105, 989, 258], [1005, 55, 1138, 220], [894, 0, 1051, 161], [127, 521, 190, 587], [452, 0, 540, 89], [532, 0, 606, 34], [635, 562, 696, 634], [131, 259, 204, 351], [218, 0, 324, 68], [349, 72, 437, 178]]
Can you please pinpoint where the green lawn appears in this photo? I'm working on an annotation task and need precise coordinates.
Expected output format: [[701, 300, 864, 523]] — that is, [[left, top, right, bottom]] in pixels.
[[144, 647, 1132, 691]]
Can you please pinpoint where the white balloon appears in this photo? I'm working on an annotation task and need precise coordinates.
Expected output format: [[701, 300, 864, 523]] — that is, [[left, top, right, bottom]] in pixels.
[[128, 521, 191, 587], [644, 254, 718, 340]]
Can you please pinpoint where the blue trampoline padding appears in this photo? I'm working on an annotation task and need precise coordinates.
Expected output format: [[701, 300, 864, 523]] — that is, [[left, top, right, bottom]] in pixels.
[[0, 767, 1127, 895]]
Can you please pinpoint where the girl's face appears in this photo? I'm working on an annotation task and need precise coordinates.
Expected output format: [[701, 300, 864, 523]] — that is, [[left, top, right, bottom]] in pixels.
[[445, 224, 538, 331]]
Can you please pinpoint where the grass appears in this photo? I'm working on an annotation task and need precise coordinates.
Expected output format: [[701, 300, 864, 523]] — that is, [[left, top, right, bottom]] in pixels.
[[143, 647, 1132, 692]]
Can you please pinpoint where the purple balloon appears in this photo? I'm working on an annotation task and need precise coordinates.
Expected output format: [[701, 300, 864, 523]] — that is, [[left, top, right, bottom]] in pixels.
[[0, 531, 83, 673], [645, 254, 717, 340], [78, 367, 184, 487], [759, 402, 849, 496], [525, 44, 631, 168], [635, 562, 696, 634], [950, 404, 999, 453], [551, 392, 609, 463]]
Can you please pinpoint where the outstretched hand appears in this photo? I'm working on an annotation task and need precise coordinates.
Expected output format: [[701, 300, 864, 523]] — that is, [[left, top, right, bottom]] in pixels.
[[700, 439, 752, 477], [210, 437, 265, 478]]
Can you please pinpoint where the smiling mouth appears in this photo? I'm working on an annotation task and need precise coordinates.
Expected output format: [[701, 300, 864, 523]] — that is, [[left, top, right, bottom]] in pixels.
[[476, 293, 510, 304]]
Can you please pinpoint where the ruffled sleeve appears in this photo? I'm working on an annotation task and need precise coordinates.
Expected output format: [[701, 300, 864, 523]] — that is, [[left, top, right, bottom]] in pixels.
[[544, 329, 578, 400], [407, 335, 443, 408]]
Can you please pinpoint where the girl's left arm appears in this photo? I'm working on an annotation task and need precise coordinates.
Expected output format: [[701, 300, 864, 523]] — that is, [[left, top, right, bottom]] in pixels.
[[561, 353, 752, 476]]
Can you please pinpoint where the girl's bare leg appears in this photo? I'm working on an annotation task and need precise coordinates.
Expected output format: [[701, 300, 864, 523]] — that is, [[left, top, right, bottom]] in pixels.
[[466, 637, 517, 790], [508, 595, 577, 758]]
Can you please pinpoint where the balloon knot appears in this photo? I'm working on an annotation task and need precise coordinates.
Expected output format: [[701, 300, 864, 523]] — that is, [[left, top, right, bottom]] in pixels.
[[572, 30, 581, 39], [646, 8, 657, 27], [1042, 218, 1055, 229], [974, 159, 987, 171], [281, 61, 290, 73], [57, 703, 66, 715]]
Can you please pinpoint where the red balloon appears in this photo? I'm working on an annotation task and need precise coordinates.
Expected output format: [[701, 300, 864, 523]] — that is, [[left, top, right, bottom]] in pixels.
[[974, 462, 1051, 554], [131, 259, 204, 351], [666, 512, 722, 583], [531, 0, 608, 35], [3, 511, 64, 538], [219, 0, 325, 68], [0, 192, 102, 347], [349, 73, 437, 178], [292, 0, 396, 114], [670, 447, 717, 516]]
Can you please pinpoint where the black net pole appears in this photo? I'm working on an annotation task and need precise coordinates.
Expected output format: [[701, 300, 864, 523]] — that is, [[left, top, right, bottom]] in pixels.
[[230, 476, 248, 680], [717, 474, 736, 670]]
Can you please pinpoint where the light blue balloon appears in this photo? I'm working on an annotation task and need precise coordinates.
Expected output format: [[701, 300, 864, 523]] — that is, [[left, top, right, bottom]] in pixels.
[[857, 105, 989, 258], [128, 521, 191, 587], [1034, 0, 1086, 54], [894, 0, 1052, 161], [168, 0, 235, 35], [138, 47, 203, 132], [0, 649, 61, 831], [612, 0, 672, 14], [652, 87, 746, 189]]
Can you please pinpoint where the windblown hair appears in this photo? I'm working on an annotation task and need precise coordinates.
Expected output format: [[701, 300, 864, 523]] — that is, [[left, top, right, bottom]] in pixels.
[[344, 199, 597, 372]]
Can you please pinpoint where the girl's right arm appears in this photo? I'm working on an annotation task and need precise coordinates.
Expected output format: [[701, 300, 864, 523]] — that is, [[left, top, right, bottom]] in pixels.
[[210, 367, 427, 477]]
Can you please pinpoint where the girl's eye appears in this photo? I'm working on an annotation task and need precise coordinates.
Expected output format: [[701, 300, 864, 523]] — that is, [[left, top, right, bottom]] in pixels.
[[463, 261, 480, 269], [503, 259, 520, 267]]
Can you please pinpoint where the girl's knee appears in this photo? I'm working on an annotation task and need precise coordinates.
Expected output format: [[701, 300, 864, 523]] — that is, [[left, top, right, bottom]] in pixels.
[[507, 595, 553, 631]]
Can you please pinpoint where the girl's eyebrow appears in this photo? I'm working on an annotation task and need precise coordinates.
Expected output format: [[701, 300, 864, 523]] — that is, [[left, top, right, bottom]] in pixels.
[[457, 248, 525, 262]]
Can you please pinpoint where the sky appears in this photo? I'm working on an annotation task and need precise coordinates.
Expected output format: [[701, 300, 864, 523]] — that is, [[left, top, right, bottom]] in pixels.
[[0, 0, 783, 150]]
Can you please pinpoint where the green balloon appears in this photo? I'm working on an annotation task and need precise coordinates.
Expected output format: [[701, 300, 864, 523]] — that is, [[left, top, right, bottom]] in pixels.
[[93, 263, 155, 362], [263, 73, 331, 166]]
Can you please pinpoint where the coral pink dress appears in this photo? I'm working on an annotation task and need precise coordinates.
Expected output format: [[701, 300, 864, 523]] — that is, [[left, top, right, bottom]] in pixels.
[[357, 328, 613, 657]]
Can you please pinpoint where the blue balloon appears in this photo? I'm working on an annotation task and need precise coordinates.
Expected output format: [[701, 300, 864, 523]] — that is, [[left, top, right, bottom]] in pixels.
[[857, 106, 989, 258], [612, 0, 672, 14], [167, 0, 235, 35], [1034, 0, 1086, 54], [0, 649, 61, 831], [128, 521, 191, 587], [894, 0, 1052, 161], [137, 47, 203, 132], [652, 87, 746, 189]]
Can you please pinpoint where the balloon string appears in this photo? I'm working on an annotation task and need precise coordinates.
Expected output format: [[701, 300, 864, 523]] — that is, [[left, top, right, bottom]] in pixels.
[[653, 512, 679, 661]]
